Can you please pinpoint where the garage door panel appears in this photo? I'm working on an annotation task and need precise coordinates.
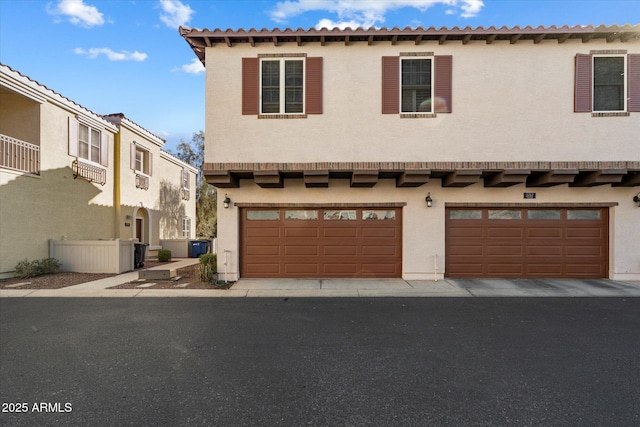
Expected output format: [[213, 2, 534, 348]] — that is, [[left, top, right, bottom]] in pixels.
[[567, 246, 602, 256], [446, 207, 607, 278], [324, 227, 357, 238], [363, 264, 398, 275], [285, 227, 319, 238], [246, 245, 280, 256], [487, 264, 523, 275], [247, 227, 280, 238], [324, 245, 357, 256], [487, 228, 523, 238], [284, 245, 318, 256], [284, 264, 319, 274], [527, 264, 563, 276], [362, 246, 397, 256], [362, 227, 397, 238], [245, 264, 281, 274], [323, 263, 358, 274], [487, 245, 522, 256], [527, 245, 562, 256], [449, 245, 483, 256], [527, 228, 563, 238], [448, 227, 483, 238], [566, 228, 602, 238]]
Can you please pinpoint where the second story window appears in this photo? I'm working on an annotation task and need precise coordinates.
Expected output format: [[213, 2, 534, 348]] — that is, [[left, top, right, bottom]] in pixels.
[[261, 58, 304, 114], [131, 144, 152, 176], [401, 58, 433, 113], [68, 116, 108, 168], [78, 124, 102, 164], [242, 56, 322, 117], [575, 52, 639, 114], [593, 56, 625, 112]]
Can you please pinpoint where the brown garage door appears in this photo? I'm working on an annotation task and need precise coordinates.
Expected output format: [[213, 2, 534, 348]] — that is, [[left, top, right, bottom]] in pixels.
[[445, 207, 608, 278], [241, 207, 402, 278]]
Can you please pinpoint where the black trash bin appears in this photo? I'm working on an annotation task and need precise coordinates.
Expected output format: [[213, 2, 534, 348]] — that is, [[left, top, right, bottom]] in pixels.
[[188, 240, 209, 258], [134, 243, 148, 269]]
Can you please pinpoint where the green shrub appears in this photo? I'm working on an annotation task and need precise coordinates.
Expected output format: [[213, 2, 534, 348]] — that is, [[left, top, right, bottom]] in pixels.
[[15, 258, 62, 279], [158, 249, 172, 262], [198, 253, 217, 282]]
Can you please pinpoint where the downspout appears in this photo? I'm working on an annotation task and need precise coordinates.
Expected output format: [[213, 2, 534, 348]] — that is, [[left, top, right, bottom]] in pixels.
[[113, 130, 121, 239]]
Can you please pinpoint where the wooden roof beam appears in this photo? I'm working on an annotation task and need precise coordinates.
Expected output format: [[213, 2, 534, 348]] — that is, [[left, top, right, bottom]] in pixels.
[[254, 170, 283, 188], [351, 170, 378, 188], [303, 170, 329, 188], [204, 170, 239, 188], [442, 170, 482, 187], [569, 169, 627, 187], [396, 170, 430, 187], [526, 169, 578, 187], [484, 169, 531, 187]]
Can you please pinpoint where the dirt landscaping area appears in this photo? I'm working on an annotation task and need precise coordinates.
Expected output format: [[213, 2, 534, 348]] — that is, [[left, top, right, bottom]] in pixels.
[[0, 261, 232, 290], [110, 263, 232, 290]]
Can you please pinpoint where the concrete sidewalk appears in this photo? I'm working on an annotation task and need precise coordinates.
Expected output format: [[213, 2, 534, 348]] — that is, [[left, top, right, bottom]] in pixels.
[[1, 265, 639, 297]]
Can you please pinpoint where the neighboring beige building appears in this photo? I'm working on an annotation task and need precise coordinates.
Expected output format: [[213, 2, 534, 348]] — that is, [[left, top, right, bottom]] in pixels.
[[181, 25, 640, 281], [0, 64, 197, 277]]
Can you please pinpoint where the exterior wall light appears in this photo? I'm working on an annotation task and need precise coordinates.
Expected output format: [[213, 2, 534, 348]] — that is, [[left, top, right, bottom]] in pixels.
[[223, 194, 231, 209], [425, 192, 433, 208], [634, 192, 640, 207]]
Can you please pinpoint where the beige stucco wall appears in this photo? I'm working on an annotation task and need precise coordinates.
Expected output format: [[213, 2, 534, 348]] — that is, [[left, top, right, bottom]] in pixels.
[[1, 101, 116, 276], [217, 182, 639, 281], [117, 125, 197, 246], [0, 87, 40, 145], [205, 38, 639, 164]]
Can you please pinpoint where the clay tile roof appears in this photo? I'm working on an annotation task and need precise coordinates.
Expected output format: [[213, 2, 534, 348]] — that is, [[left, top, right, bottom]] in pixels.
[[179, 24, 640, 63]]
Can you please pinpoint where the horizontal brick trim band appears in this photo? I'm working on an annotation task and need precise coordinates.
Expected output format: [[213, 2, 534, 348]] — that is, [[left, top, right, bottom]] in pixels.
[[446, 202, 619, 208], [203, 161, 640, 172], [235, 202, 408, 208]]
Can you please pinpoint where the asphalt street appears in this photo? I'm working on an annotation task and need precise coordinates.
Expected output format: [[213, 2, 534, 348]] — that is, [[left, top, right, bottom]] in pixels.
[[1, 298, 639, 426]]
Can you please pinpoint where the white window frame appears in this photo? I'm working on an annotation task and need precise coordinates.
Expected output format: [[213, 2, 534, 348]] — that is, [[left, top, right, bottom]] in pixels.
[[399, 56, 435, 114], [78, 123, 102, 165], [134, 147, 150, 176], [259, 57, 305, 115], [182, 217, 191, 238], [592, 54, 627, 113], [181, 169, 189, 189]]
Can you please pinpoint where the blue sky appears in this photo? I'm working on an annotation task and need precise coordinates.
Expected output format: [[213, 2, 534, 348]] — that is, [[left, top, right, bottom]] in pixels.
[[1, 0, 638, 152]]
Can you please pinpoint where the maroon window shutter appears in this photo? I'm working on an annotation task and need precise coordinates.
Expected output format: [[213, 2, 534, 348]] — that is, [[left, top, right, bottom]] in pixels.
[[434, 55, 453, 113], [68, 117, 78, 157], [628, 54, 640, 112], [242, 57, 259, 115], [100, 132, 108, 167], [382, 56, 399, 114], [575, 53, 593, 112], [305, 57, 323, 114]]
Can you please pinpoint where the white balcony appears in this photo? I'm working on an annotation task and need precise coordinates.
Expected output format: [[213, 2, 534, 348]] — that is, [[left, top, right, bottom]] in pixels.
[[0, 134, 40, 174]]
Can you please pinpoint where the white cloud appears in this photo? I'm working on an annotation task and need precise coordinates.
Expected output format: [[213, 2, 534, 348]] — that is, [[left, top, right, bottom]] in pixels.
[[47, 0, 105, 27], [74, 47, 148, 61], [182, 58, 205, 74], [269, 0, 484, 29], [158, 0, 194, 28]]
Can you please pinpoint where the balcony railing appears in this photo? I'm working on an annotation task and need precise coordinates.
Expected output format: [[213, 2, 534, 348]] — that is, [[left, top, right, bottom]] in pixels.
[[135, 173, 149, 190], [0, 134, 40, 174], [73, 158, 106, 185]]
